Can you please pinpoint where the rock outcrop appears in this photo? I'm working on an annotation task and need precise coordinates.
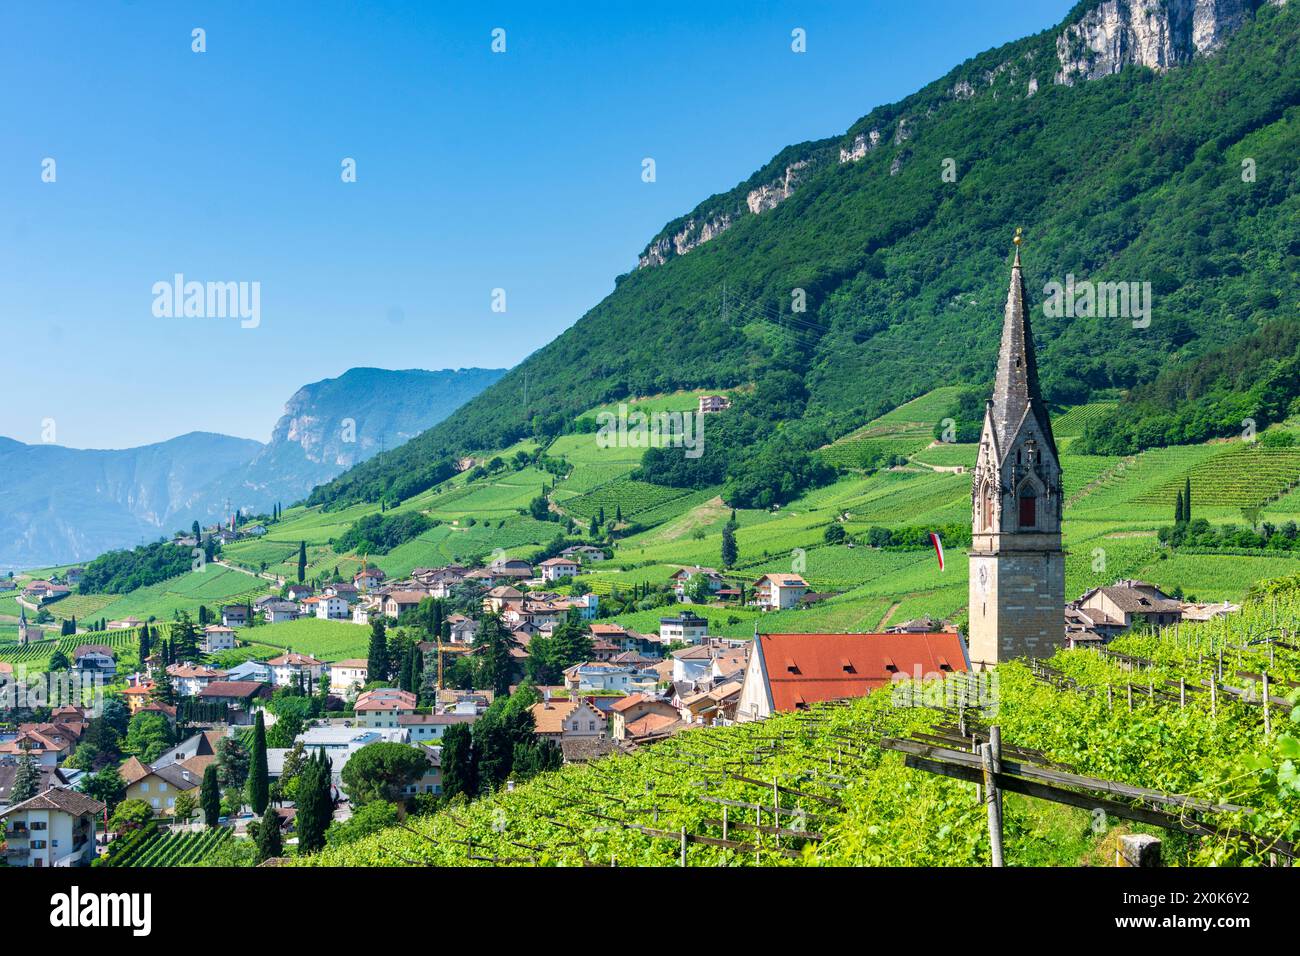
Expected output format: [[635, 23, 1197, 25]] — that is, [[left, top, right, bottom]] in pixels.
[[746, 161, 810, 214], [1055, 0, 1261, 85]]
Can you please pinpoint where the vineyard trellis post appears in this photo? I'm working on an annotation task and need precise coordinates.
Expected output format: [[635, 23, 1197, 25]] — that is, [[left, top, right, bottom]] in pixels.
[[980, 726, 1005, 867]]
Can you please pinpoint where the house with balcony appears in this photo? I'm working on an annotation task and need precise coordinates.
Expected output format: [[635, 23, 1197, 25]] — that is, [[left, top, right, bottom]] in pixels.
[[2, 788, 105, 867], [72, 644, 117, 680]]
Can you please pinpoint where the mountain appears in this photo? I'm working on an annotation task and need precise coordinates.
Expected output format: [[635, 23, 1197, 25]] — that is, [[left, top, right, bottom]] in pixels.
[[0, 367, 505, 569], [0, 432, 263, 571], [195, 367, 508, 512], [309, 0, 1299, 510]]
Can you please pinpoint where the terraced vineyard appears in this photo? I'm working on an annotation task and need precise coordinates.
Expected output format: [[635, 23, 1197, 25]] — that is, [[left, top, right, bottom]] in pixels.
[[1131, 445, 1300, 510], [1052, 401, 1118, 438], [111, 828, 232, 867], [302, 598, 1300, 868], [0, 628, 144, 669]]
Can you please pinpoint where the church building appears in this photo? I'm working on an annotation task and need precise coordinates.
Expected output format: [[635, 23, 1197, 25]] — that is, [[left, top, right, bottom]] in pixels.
[[968, 231, 1065, 669]]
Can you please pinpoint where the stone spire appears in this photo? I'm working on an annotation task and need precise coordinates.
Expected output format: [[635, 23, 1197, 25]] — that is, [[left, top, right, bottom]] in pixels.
[[990, 229, 1056, 459]]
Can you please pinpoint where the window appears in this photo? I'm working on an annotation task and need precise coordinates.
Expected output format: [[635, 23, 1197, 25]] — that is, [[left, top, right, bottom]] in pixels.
[[140, 783, 149, 793], [1019, 488, 1037, 528]]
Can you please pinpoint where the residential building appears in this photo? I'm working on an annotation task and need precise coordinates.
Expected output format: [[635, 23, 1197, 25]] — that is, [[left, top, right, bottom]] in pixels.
[[670, 566, 725, 601], [751, 574, 810, 611], [529, 697, 608, 743], [698, 394, 731, 414], [263, 600, 299, 624], [354, 688, 418, 728], [398, 713, 476, 743], [329, 660, 369, 698], [201, 624, 238, 653], [538, 557, 579, 582], [165, 664, 228, 697], [384, 590, 427, 620], [1074, 580, 1183, 633], [610, 693, 679, 741], [266, 653, 326, 688], [220, 604, 250, 627], [197, 681, 271, 724], [1, 788, 104, 867], [0, 766, 70, 814], [659, 610, 709, 645], [72, 645, 116, 680]]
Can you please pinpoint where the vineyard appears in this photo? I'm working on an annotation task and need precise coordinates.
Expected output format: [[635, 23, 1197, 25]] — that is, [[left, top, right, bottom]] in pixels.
[[104, 828, 232, 867], [1131, 445, 1300, 510], [0, 628, 144, 669], [303, 596, 1300, 868]]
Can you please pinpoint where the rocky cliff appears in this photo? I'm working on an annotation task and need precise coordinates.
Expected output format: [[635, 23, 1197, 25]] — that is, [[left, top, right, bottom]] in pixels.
[[634, 0, 1282, 271]]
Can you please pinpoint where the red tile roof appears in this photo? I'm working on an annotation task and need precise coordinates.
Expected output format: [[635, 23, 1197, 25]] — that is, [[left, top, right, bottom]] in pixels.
[[755, 632, 969, 712]]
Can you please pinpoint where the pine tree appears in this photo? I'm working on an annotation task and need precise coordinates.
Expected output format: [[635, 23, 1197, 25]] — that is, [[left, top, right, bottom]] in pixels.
[[200, 763, 221, 828], [367, 617, 389, 684], [248, 711, 269, 814], [721, 524, 738, 568], [297, 540, 307, 583]]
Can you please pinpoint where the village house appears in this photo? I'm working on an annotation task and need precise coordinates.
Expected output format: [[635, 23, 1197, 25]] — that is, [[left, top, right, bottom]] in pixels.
[[384, 590, 427, 620], [166, 663, 228, 697], [106, 617, 144, 631], [304, 594, 350, 621], [0, 765, 70, 814], [354, 688, 419, 728], [670, 566, 726, 602], [63, 568, 84, 587], [563, 661, 654, 694], [659, 610, 709, 645], [323, 582, 359, 602], [201, 624, 238, 653], [560, 545, 607, 562], [751, 573, 810, 611], [736, 631, 969, 721], [679, 679, 743, 726], [698, 394, 731, 414], [488, 557, 534, 580], [538, 557, 580, 582], [354, 568, 386, 590], [226, 659, 271, 683], [121, 760, 204, 816], [220, 604, 250, 627], [329, 660, 369, 698], [1, 788, 104, 867], [447, 614, 479, 645], [196, 680, 271, 724], [72, 644, 117, 680], [266, 652, 326, 689], [609, 693, 680, 742], [529, 695, 608, 744], [403, 745, 443, 799], [263, 599, 299, 624], [482, 585, 524, 615], [286, 584, 314, 602], [1073, 580, 1183, 633], [398, 713, 476, 743]]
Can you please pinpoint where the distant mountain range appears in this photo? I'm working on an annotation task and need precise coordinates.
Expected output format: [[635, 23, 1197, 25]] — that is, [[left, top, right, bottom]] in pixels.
[[0, 367, 505, 570]]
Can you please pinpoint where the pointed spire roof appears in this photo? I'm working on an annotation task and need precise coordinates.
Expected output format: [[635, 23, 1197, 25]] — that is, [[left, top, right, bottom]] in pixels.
[[990, 230, 1057, 459]]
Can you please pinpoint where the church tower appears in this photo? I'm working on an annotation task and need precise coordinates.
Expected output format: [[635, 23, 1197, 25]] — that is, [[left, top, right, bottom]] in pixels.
[[968, 230, 1064, 669], [18, 605, 31, 646]]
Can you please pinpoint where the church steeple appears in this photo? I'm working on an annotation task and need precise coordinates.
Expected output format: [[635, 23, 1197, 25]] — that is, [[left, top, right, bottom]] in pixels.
[[967, 228, 1065, 670], [990, 228, 1057, 461]]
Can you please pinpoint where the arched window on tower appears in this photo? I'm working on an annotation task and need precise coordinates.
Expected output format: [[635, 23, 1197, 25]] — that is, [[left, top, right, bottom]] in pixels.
[[1018, 485, 1037, 529], [981, 482, 995, 531]]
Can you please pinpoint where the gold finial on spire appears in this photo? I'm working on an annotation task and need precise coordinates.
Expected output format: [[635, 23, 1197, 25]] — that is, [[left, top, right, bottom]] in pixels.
[[1013, 226, 1023, 246]]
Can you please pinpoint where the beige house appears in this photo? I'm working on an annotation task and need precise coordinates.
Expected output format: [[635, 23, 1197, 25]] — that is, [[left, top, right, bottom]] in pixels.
[[530, 697, 607, 743], [329, 659, 369, 698], [751, 574, 810, 611]]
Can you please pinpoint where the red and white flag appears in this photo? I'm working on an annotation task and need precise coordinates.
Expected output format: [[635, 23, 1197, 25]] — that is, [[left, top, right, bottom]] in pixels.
[[929, 532, 945, 572]]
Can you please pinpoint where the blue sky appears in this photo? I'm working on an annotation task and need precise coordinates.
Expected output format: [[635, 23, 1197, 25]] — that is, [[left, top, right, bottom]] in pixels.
[[1, 0, 1075, 449]]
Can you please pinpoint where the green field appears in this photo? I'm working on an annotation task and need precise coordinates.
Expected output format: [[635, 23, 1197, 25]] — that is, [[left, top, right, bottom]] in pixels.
[[243, 617, 370, 662]]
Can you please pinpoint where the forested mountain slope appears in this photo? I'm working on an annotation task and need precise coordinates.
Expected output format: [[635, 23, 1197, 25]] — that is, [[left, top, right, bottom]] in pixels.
[[311, 0, 1300, 510]]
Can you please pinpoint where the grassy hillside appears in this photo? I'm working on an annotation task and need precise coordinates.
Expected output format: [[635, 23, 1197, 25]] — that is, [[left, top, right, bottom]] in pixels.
[[307, 1, 1300, 512]]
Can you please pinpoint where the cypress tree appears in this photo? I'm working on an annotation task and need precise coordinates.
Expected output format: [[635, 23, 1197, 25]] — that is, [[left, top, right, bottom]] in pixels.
[[297, 540, 307, 583], [253, 815, 283, 861], [721, 524, 738, 569], [248, 711, 269, 814], [296, 749, 333, 854], [1175, 489, 1185, 524], [11, 748, 40, 804], [1184, 477, 1192, 523], [200, 763, 221, 828], [367, 617, 389, 682]]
